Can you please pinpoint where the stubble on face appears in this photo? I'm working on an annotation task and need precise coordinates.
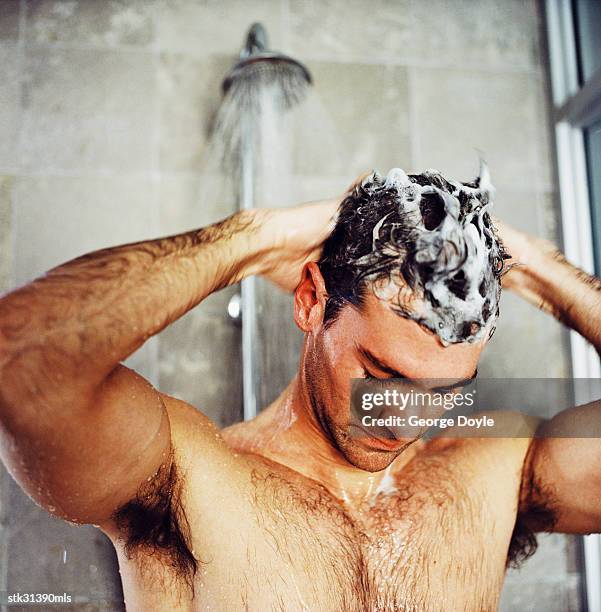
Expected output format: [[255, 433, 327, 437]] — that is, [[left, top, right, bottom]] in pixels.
[[304, 346, 412, 473]]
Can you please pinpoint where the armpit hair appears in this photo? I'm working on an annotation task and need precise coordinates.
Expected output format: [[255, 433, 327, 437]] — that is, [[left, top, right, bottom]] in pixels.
[[112, 453, 199, 591], [507, 461, 559, 568]]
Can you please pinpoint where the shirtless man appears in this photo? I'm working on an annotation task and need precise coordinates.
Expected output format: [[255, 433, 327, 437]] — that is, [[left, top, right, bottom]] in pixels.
[[0, 167, 600, 611]]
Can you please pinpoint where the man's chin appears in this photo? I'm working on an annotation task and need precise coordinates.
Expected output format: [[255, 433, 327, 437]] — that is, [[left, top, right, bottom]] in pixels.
[[337, 435, 415, 472]]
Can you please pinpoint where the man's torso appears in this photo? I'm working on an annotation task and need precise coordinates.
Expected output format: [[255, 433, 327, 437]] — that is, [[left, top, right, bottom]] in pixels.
[[107, 396, 535, 611]]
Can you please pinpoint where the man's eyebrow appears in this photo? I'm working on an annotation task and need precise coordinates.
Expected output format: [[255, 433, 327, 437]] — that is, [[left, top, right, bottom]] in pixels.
[[357, 345, 406, 378], [432, 368, 478, 392], [357, 344, 478, 388]]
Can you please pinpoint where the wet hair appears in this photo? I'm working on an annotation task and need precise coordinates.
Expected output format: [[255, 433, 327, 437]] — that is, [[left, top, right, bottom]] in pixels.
[[318, 166, 511, 345]]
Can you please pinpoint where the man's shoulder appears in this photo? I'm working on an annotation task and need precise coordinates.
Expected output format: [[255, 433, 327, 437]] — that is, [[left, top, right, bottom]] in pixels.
[[158, 392, 263, 499], [102, 393, 258, 587], [442, 409, 542, 439], [159, 392, 236, 464], [160, 391, 214, 432], [426, 410, 545, 487]]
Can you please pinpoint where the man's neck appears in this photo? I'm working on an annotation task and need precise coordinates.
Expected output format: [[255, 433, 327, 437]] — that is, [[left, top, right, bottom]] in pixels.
[[222, 375, 421, 506]]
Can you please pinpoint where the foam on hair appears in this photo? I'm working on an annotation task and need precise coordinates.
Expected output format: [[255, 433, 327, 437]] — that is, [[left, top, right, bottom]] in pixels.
[[320, 163, 510, 345]]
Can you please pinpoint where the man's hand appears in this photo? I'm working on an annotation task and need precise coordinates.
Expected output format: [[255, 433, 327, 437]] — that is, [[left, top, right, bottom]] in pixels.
[[492, 217, 556, 291], [492, 217, 560, 314], [492, 215, 601, 355], [255, 199, 338, 292], [258, 172, 370, 293]]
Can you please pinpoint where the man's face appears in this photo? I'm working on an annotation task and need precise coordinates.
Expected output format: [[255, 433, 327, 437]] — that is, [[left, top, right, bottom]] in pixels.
[[302, 293, 485, 472]]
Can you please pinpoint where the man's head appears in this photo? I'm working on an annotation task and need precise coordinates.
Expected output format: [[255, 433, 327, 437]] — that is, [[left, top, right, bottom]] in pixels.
[[294, 166, 509, 471]]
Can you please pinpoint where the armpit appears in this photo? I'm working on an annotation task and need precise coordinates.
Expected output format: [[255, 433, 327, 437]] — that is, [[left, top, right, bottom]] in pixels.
[[111, 452, 198, 590], [508, 439, 559, 568], [507, 498, 558, 567]]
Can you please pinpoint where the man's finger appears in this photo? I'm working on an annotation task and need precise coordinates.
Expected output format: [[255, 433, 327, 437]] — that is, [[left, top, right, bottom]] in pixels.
[[341, 170, 374, 198]]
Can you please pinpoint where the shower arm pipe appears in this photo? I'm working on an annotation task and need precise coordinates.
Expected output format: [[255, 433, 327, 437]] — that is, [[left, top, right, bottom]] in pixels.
[[226, 21, 312, 421], [240, 122, 259, 421], [233, 23, 266, 422], [241, 22, 268, 58]]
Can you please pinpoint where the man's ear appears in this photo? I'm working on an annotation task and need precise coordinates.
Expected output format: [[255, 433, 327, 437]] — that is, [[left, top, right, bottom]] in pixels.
[[294, 262, 328, 332]]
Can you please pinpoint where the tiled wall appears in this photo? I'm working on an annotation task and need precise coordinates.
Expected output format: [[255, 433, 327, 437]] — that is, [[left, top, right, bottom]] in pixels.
[[0, 0, 582, 610]]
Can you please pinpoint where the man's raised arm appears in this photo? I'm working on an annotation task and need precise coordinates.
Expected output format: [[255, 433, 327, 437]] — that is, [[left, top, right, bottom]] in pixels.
[[497, 218, 601, 356], [497, 220, 601, 534], [0, 198, 339, 526]]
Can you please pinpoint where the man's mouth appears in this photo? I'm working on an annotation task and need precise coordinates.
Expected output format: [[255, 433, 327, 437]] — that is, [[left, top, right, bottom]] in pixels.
[[348, 424, 407, 452]]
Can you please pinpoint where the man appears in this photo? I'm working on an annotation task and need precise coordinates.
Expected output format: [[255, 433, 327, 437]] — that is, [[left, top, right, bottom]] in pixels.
[[0, 166, 599, 611]]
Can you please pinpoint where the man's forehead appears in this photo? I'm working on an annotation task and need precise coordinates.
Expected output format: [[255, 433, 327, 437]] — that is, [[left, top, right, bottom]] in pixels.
[[349, 295, 484, 377], [354, 294, 438, 341]]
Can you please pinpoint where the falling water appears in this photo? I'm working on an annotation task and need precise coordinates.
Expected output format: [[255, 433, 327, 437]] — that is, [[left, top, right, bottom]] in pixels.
[[189, 49, 342, 419]]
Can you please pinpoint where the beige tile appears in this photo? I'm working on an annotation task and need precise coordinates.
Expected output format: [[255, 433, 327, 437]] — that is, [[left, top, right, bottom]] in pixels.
[[159, 172, 236, 233], [492, 189, 542, 237], [491, 189, 561, 246], [480, 292, 570, 378], [158, 310, 243, 427], [254, 277, 302, 408], [500, 575, 575, 612], [534, 191, 562, 244], [412, 67, 549, 192], [290, 0, 542, 70], [20, 47, 155, 174], [154, 0, 287, 57], [13, 175, 159, 285], [288, 0, 413, 64], [532, 70, 555, 191], [0, 43, 21, 171], [508, 533, 569, 580], [26, 0, 154, 47], [159, 53, 232, 173], [0, 0, 20, 40], [0, 176, 13, 293], [292, 174, 353, 203], [294, 62, 411, 177], [408, 0, 542, 70], [124, 336, 159, 387]]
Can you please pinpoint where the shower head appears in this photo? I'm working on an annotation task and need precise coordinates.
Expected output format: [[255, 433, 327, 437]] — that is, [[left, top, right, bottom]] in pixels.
[[222, 23, 312, 109]]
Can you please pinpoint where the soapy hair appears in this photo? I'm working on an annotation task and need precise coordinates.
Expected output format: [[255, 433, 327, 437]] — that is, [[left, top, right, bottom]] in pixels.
[[318, 165, 511, 345]]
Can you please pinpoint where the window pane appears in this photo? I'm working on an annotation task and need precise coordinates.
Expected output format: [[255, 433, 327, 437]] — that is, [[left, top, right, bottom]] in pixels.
[[585, 119, 601, 275], [574, 0, 601, 83]]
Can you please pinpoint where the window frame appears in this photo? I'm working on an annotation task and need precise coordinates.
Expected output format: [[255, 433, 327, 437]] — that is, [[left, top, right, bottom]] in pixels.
[[545, 1, 601, 610]]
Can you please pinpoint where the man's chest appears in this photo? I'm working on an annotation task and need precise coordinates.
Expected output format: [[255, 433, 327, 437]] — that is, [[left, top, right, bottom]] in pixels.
[[118, 438, 529, 611], [227, 454, 516, 611]]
